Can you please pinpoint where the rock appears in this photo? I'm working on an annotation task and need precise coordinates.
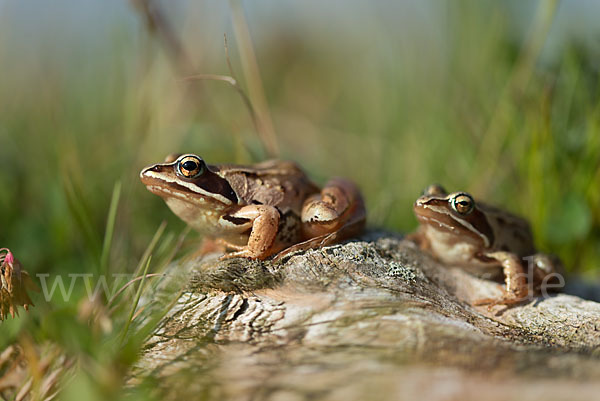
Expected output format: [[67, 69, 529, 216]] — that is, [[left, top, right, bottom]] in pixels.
[[132, 233, 600, 401]]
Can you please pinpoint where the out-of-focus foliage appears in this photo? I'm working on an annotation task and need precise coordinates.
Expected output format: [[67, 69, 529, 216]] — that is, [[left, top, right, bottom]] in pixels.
[[1, 0, 599, 277], [0, 0, 599, 399]]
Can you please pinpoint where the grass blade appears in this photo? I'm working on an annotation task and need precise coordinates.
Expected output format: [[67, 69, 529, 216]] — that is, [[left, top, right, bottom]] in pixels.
[[120, 255, 152, 346], [133, 221, 167, 278], [100, 181, 122, 275], [62, 173, 102, 259]]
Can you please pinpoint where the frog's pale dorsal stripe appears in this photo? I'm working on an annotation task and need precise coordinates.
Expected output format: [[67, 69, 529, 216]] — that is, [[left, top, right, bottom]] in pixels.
[[143, 170, 234, 205], [424, 204, 491, 248]]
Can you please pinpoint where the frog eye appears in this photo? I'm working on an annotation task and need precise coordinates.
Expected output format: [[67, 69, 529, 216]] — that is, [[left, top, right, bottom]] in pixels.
[[177, 155, 205, 178], [451, 193, 475, 215]]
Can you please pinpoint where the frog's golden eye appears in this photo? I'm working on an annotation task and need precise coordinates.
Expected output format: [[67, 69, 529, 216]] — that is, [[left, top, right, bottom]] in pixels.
[[451, 193, 475, 215], [177, 156, 205, 178]]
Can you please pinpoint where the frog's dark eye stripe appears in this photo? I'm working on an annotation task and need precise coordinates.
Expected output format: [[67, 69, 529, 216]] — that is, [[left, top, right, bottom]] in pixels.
[[451, 193, 475, 215], [177, 156, 205, 179]]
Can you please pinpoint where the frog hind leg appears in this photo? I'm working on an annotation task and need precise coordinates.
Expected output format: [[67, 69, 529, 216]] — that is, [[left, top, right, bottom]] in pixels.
[[473, 251, 530, 307], [527, 253, 564, 292], [301, 178, 366, 237], [273, 178, 366, 261]]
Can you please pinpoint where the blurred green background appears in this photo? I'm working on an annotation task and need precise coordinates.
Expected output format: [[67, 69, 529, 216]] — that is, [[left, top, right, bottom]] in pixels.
[[1, 0, 598, 277], [0, 0, 599, 397]]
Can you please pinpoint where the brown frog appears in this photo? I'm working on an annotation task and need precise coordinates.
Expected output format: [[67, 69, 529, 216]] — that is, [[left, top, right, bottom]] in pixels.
[[411, 184, 562, 306], [140, 154, 366, 260]]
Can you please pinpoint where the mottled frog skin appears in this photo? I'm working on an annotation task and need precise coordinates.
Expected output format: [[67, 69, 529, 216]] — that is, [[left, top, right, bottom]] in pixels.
[[411, 185, 561, 306], [140, 154, 366, 260]]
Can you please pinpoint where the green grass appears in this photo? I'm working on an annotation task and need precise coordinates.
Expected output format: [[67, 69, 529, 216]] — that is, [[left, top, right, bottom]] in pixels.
[[0, 1, 599, 399]]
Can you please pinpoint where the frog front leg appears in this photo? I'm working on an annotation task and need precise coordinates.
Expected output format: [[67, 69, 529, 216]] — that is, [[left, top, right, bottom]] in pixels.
[[219, 205, 280, 260], [473, 251, 529, 306]]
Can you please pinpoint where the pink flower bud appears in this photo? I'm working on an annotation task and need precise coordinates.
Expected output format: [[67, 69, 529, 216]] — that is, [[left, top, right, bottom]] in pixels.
[[4, 250, 14, 267]]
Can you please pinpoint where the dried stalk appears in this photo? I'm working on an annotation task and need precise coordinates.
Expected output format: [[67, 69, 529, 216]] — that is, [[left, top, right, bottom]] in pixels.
[[130, 0, 279, 158]]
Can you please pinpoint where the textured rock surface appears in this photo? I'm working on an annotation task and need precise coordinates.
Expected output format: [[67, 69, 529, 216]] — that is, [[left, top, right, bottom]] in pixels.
[[132, 233, 600, 401]]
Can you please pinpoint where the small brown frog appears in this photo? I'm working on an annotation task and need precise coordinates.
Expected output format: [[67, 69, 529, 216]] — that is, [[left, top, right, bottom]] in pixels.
[[410, 185, 562, 306]]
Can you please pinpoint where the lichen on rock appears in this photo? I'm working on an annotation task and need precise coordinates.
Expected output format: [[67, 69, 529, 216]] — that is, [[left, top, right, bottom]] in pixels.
[[133, 233, 600, 401]]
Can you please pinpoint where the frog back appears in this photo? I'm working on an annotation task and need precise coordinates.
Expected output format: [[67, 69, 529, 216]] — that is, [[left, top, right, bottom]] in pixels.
[[480, 202, 537, 257], [213, 160, 320, 214]]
